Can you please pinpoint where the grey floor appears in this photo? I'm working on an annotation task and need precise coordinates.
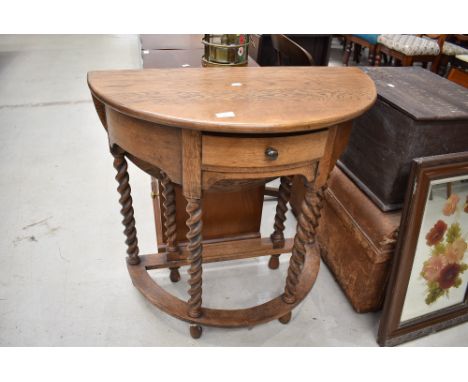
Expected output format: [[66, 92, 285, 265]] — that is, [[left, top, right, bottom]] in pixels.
[[0, 35, 466, 346]]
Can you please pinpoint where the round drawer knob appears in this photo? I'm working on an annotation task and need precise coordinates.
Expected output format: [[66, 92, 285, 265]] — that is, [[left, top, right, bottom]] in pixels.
[[265, 147, 279, 160]]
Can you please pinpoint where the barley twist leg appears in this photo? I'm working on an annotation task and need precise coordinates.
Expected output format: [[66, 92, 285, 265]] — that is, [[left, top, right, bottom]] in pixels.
[[160, 171, 180, 282], [268, 176, 293, 270], [186, 198, 203, 319], [112, 152, 140, 266], [283, 180, 325, 304]]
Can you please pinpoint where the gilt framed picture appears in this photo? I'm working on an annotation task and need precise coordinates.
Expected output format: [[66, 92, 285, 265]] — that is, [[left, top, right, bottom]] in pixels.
[[378, 152, 468, 346]]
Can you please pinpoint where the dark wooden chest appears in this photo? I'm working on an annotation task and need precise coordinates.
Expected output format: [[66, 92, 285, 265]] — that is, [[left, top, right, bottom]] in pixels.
[[338, 67, 468, 211]]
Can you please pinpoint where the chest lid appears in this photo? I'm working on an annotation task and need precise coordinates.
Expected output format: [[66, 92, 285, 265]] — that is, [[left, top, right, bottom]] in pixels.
[[360, 67, 468, 121]]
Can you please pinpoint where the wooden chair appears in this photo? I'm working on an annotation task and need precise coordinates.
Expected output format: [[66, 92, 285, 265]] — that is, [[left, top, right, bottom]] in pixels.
[[436, 35, 468, 76], [447, 67, 468, 88], [270, 34, 315, 66], [375, 34, 447, 71], [248, 34, 262, 63], [451, 53, 468, 71], [343, 35, 380, 66]]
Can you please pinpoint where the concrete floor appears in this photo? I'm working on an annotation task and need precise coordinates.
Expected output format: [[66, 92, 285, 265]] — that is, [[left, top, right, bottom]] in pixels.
[[0, 35, 466, 346]]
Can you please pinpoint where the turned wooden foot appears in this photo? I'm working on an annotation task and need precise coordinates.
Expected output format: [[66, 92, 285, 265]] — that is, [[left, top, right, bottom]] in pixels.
[[278, 311, 292, 324], [190, 324, 203, 339], [160, 171, 181, 283], [126, 256, 140, 265], [375, 50, 382, 66], [268, 255, 280, 270], [368, 48, 375, 66], [169, 268, 181, 282]]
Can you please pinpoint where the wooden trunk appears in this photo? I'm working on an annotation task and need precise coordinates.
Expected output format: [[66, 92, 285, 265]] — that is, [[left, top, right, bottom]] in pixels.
[[338, 67, 468, 211], [292, 167, 401, 312]]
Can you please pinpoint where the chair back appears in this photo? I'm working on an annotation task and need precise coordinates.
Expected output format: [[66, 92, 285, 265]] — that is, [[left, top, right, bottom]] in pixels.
[[270, 35, 315, 66], [454, 34, 468, 48]]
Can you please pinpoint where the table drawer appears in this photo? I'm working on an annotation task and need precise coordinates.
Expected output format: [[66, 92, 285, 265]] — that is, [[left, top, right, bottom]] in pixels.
[[202, 130, 328, 170]]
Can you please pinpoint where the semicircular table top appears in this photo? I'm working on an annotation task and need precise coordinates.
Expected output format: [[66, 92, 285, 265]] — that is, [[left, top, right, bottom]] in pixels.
[[88, 67, 376, 134]]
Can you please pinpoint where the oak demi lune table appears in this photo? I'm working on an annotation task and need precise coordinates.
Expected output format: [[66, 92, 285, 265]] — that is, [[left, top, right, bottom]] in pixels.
[[88, 67, 376, 338]]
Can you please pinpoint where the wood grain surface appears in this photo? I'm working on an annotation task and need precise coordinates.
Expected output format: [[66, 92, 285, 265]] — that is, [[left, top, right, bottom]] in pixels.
[[202, 129, 328, 169], [90, 64, 375, 336], [181, 130, 202, 199], [360, 67, 468, 121], [340, 67, 468, 211], [148, 237, 294, 268], [127, 243, 320, 328], [106, 108, 183, 184], [88, 67, 376, 134]]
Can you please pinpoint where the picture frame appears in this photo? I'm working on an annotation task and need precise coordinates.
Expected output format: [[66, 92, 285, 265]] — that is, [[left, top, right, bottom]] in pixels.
[[378, 152, 468, 346]]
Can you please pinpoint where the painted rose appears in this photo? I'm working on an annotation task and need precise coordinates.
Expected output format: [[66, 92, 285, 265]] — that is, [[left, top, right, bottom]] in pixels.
[[425, 220, 448, 246], [445, 238, 468, 264], [422, 254, 447, 282], [438, 263, 461, 289], [443, 193, 460, 216]]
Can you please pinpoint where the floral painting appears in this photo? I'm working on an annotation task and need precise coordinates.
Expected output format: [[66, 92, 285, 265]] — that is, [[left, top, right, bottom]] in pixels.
[[421, 217, 467, 305], [400, 174, 468, 323]]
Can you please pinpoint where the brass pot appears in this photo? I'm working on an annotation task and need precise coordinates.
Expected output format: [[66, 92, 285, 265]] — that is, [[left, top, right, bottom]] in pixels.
[[202, 34, 249, 66]]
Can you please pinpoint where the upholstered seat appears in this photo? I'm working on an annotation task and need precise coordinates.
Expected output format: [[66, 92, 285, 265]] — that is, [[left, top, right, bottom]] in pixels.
[[353, 34, 380, 45], [442, 42, 468, 56], [434, 40, 468, 75], [343, 34, 380, 66], [456, 54, 468, 63], [377, 34, 440, 56]]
